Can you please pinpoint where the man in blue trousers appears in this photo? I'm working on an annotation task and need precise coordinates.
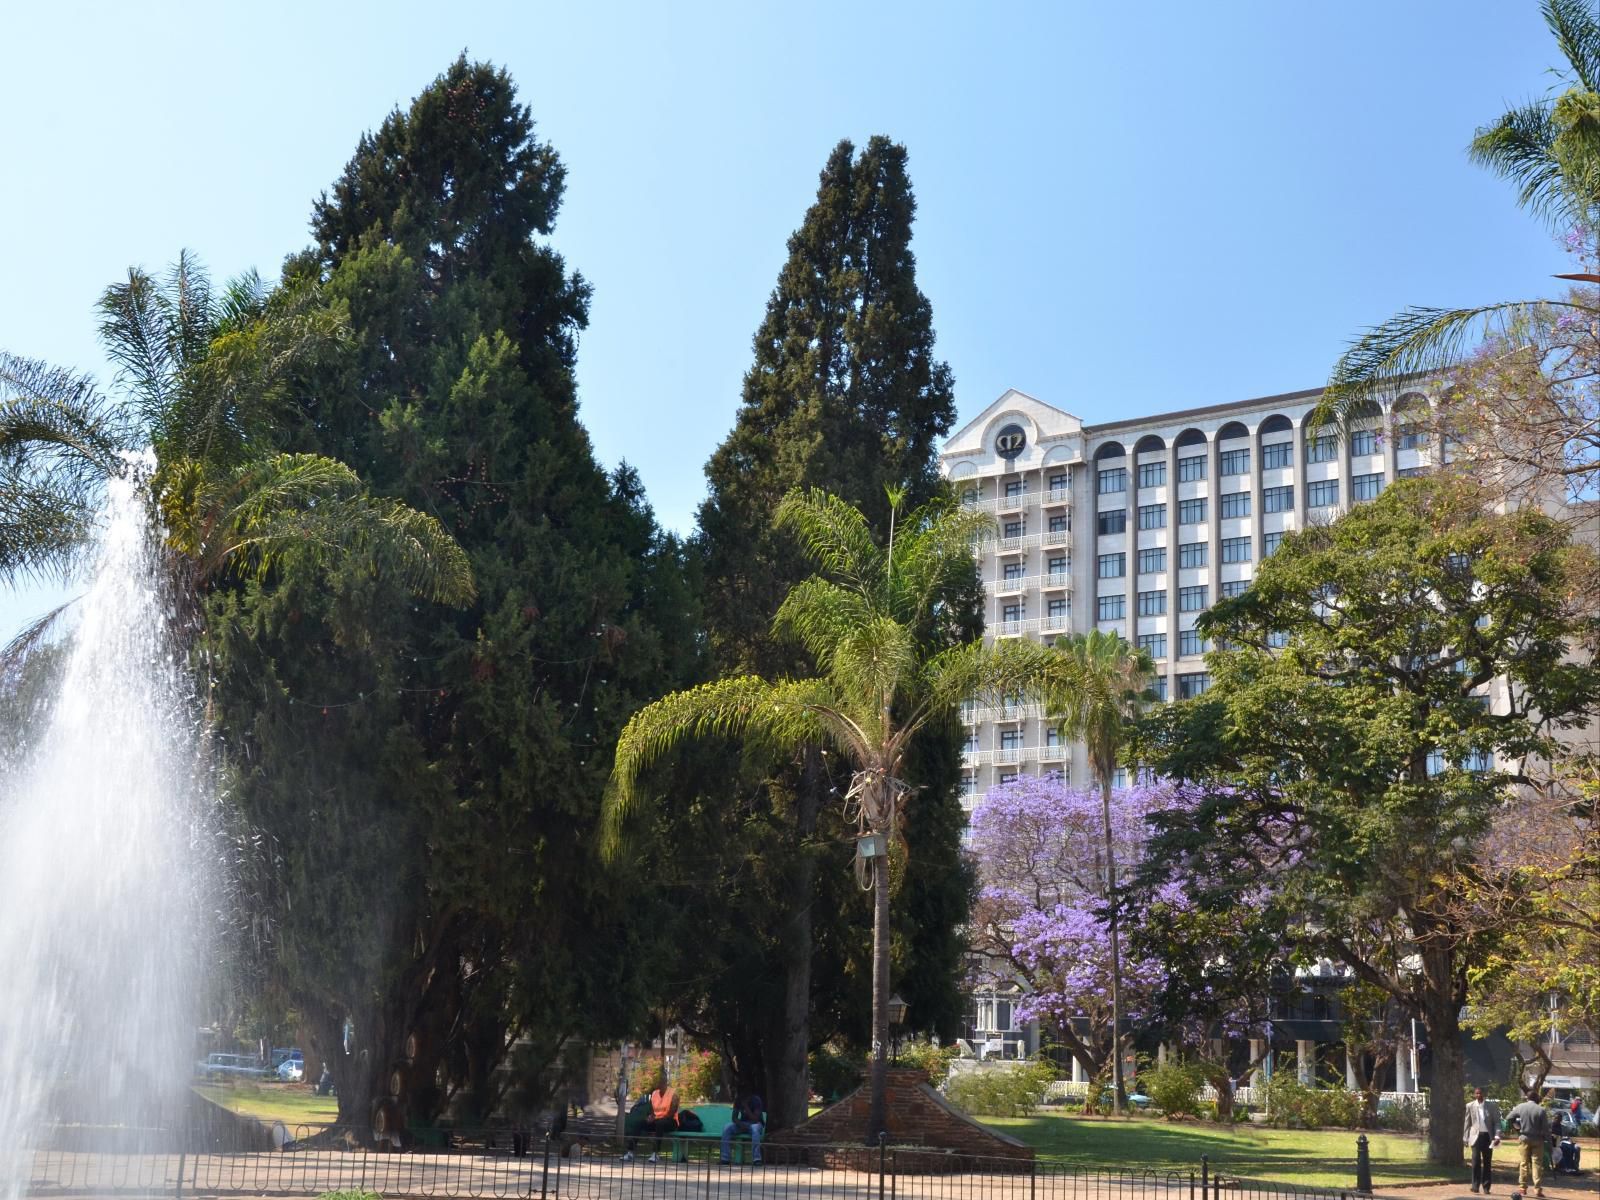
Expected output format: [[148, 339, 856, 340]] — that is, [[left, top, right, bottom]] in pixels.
[[720, 1091, 764, 1165]]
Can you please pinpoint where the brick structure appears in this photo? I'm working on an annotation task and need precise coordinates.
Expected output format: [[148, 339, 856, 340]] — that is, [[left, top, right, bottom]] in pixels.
[[779, 1067, 1033, 1164]]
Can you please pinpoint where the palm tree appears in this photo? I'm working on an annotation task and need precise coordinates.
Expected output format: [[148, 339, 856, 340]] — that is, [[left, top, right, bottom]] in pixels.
[[0, 255, 473, 635], [605, 487, 1079, 1140], [1316, 0, 1600, 428], [1049, 630, 1156, 1115]]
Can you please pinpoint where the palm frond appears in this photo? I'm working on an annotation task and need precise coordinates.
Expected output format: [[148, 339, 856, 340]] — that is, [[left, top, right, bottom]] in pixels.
[[829, 614, 917, 724], [0, 474, 96, 583], [602, 675, 838, 856], [887, 500, 991, 620], [773, 575, 876, 671], [1470, 101, 1569, 227], [0, 353, 126, 479], [920, 637, 1076, 718], [774, 488, 882, 592], [1049, 630, 1155, 780], [167, 250, 217, 370], [1547, 0, 1600, 95], [98, 267, 179, 430], [0, 599, 78, 691], [1314, 300, 1587, 429]]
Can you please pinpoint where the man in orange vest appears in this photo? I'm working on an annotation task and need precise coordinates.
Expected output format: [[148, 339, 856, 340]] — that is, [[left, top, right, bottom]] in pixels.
[[622, 1070, 679, 1163]]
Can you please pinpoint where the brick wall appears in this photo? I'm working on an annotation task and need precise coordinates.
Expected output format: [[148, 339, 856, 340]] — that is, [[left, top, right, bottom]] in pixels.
[[779, 1067, 1034, 1163]]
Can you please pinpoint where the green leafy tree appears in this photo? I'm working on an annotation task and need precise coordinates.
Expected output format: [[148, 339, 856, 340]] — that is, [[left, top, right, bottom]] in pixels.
[[1130, 477, 1600, 1165], [1048, 630, 1155, 1114], [203, 57, 700, 1129], [679, 135, 967, 1129], [606, 489, 1075, 1140]]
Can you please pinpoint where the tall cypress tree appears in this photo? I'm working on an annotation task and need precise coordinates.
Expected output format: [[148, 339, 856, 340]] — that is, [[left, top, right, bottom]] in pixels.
[[689, 136, 973, 1129], [205, 57, 700, 1129]]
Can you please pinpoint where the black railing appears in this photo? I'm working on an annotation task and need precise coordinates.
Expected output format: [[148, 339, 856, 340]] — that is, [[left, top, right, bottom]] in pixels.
[[17, 1128, 1362, 1200]]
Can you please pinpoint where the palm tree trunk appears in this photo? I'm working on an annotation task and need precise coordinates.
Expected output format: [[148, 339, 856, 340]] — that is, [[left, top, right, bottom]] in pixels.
[[1100, 769, 1124, 1116], [866, 842, 891, 1141]]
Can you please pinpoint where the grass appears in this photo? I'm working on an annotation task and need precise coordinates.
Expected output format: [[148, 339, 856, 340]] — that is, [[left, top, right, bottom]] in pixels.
[[194, 1083, 340, 1130], [979, 1112, 1451, 1189]]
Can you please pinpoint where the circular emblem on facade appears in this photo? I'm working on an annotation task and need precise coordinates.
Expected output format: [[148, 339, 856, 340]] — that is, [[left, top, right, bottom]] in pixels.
[[994, 423, 1027, 460]]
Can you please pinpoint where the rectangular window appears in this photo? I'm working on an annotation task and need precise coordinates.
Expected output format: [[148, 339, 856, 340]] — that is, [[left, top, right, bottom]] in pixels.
[[1398, 424, 1426, 450], [1179, 585, 1208, 612], [1179, 541, 1207, 568], [1138, 461, 1167, 488], [1097, 509, 1127, 535], [1306, 478, 1340, 508], [1048, 555, 1068, 576], [1264, 531, 1286, 555], [1097, 553, 1125, 578], [1048, 471, 1069, 492], [1221, 578, 1249, 598], [1003, 520, 1023, 538], [1351, 472, 1384, 502], [1267, 630, 1290, 649], [1306, 434, 1338, 464], [1003, 561, 1025, 580], [1179, 628, 1207, 657], [1138, 589, 1166, 616], [1397, 466, 1426, 479], [1112, 768, 1127, 790], [1351, 429, 1379, 457], [1138, 503, 1167, 530], [1047, 597, 1068, 619], [1220, 447, 1250, 475], [1177, 672, 1211, 699], [1178, 454, 1207, 482], [998, 771, 1019, 785], [1045, 727, 1061, 749], [1137, 547, 1166, 574], [1262, 442, 1293, 469], [1220, 490, 1251, 518], [1221, 536, 1252, 564], [1004, 479, 1025, 497], [1137, 632, 1167, 659], [1002, 603, 1022, 622], [1178, 497, 1207, 524], [1262, 485, 1293, 513], [1049, 513, 1069, 533], [1098, 467, 1127, 494], [1097, 594, 1126, 621], [960, 774, 976, 795], [1152, 676, 1169, 702], [1000, 728, 1023, 750]]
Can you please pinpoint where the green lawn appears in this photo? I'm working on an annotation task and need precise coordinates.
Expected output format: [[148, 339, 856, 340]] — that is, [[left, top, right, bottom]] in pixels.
[[195, 1083, 340, 1130], [979, 1113, 1454, 1189]]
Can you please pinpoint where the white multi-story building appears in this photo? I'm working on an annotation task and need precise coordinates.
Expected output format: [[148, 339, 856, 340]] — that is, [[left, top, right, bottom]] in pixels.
[[940, 384, 1438, 813]]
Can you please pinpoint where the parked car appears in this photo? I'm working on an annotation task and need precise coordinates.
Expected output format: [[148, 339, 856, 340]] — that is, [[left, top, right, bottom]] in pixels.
[[194, 1052, 271, 1081], [277, 1057, 305, 1082]]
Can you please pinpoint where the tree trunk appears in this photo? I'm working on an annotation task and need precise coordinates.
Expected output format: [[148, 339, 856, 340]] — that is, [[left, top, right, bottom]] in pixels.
[[770, 749, 825, 1131], [1423, 990, 1467, 1167], [1099, 773, 1125, 1114], [866, 843, 891, 1141]]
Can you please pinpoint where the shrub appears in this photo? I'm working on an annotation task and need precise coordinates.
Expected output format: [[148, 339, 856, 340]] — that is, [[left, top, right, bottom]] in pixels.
[[1263, 1074, 1362, 1129], [945, 1059, 1055, 1118], [1142, 1061, 1207, 1120], [895, 1041, 962, 1088], [809, 1046, 863, 1102], [671, 1049, 723, 1102], [1376, 1095, 1426, 1133]]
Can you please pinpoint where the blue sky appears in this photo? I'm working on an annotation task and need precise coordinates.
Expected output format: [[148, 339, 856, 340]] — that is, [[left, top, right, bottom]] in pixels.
[[0, 1, 1570, 638]]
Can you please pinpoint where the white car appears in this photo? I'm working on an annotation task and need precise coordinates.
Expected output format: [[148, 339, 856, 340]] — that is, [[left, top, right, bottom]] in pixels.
[[277, 1056, 305, 1082]]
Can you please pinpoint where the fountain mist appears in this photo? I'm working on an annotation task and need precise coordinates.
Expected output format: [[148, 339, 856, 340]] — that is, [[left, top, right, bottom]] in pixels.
[[0, 468, 210, 1196]]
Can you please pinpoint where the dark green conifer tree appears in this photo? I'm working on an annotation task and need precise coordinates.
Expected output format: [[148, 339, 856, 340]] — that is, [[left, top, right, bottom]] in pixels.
[[681, 136, 975, 1129], [204, 57, 700, 1128]]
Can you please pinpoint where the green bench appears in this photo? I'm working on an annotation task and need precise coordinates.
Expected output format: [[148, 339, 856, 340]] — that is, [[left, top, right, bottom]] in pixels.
[[667, 1104, 762, 1163]]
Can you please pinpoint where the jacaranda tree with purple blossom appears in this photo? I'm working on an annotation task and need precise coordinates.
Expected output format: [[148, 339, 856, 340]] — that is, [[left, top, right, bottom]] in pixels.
[[968, 776, 1192, 1095]]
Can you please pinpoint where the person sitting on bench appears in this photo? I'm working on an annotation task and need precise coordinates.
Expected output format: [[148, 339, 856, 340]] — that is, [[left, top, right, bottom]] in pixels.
[[720, 1091, 764, 1165], [623, 1071, 679, 1163]]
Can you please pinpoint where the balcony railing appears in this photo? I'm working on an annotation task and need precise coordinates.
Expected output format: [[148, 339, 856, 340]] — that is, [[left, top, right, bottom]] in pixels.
[[993, 618, 1040, 637], [985, 572, 1071, 594], [1043, 486, 1071, 506]]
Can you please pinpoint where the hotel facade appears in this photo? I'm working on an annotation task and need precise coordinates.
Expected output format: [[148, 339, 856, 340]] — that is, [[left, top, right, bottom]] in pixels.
[[940, 384, 1439, 813]]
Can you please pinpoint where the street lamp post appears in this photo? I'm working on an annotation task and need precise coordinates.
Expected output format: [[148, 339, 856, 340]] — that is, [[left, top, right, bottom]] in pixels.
[[887, 994, 908, 1064]]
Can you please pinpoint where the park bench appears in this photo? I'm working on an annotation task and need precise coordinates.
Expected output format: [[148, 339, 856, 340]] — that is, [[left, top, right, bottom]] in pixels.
[[666, 1105, 763, 1163]]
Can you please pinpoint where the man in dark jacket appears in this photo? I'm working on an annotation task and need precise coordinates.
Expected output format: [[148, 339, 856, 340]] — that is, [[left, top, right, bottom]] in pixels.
[[720, 1092, 764, 1165]]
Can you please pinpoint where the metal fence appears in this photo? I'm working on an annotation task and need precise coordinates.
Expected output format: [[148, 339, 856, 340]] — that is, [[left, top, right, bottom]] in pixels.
[[16, 1127, 1367, 1200]]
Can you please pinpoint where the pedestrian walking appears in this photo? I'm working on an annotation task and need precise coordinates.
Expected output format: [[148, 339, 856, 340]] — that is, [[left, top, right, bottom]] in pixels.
[[1507, 1088, 1550, 1198], [1464, 1086, 1501, 1193]]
